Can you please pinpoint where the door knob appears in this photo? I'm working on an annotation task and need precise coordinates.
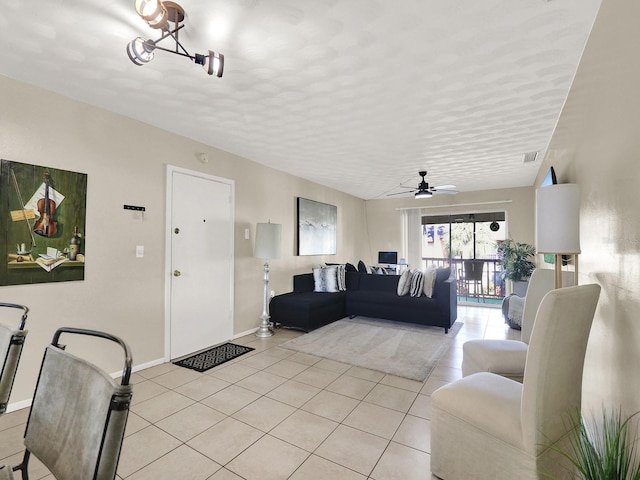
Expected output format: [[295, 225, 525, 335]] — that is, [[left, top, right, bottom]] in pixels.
[[173, 270, 181, 277]]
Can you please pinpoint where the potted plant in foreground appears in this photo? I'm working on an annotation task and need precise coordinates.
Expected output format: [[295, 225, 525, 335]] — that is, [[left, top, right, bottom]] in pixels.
[[545, 408, 640, 480], [497, 239, 536, 296]]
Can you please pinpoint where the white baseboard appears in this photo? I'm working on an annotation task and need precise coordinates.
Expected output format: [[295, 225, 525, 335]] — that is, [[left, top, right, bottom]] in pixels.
[[6, 398, 31, 413], [131, 357, 166, 373], [233, 327, 259, 339]]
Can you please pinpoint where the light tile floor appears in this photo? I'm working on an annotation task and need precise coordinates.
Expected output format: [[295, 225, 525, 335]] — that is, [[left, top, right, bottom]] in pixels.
[[0, 305, 519, 479]]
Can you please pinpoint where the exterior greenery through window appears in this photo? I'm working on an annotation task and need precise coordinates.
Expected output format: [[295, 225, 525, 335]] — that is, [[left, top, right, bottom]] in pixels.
[[422, 212, 506, 300]]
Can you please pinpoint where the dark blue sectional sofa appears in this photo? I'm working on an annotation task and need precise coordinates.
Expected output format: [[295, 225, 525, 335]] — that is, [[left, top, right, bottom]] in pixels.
[[269, 268, 457, 333]]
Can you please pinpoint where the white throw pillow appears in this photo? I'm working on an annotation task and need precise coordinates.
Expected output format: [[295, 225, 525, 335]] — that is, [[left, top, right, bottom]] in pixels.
[[397, 269, 412, 296], [337, 264, 347, 291], [313, 266, 339, 292], [410, 269, 424, 297], [423, 266, 437, 298]]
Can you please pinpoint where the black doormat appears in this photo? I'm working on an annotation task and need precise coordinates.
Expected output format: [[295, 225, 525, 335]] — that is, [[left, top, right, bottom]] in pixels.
[[173, 343, 255, 372]]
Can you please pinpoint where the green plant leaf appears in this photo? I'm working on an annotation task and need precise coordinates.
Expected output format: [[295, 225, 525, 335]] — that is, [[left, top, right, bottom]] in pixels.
[[496, 239, 536, 282], [543, 408, 640, 480]]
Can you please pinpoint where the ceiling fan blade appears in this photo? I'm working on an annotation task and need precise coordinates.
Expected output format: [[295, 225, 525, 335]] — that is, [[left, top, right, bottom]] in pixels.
[[386, 190, 416, 196], [431, 189, 459, 195], [432, 184, 456, 190]]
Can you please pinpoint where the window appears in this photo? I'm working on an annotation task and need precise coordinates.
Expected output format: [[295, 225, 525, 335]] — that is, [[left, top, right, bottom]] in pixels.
[[421, 212, 507, 300], [421, 212, 506, 261]]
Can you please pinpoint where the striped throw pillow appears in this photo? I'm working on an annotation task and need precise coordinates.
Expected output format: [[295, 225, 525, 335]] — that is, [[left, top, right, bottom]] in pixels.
[[410, 269, 424, 297]]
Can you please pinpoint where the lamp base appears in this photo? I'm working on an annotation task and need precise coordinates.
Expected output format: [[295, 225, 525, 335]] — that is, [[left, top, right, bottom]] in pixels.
[[256, 260, 274, 337], [255, 314, 273, 338]]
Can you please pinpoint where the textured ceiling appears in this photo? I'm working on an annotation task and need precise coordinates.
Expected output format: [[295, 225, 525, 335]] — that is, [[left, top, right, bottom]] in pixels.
[[0, 0, 601, 199]]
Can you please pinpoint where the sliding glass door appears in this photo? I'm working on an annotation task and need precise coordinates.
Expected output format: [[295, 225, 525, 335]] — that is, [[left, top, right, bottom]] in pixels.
[[421, 212, 506, 302]]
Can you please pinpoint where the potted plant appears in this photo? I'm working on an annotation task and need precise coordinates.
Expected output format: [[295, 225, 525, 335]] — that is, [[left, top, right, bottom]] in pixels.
[[497, 239, 536, 296], [545, 408, 640, 480]]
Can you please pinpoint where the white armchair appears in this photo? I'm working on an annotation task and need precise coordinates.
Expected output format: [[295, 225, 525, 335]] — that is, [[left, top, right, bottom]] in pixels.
[[431, 284, 601, 480], [461, 268, 575, 381]]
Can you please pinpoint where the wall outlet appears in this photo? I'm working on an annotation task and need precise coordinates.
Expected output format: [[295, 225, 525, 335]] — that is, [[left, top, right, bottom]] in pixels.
[[270, 290, 276, 298]]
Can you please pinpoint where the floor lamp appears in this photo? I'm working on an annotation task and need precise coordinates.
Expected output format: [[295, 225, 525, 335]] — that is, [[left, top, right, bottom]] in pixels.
[[254, 222, 282, 337], [536, 184, 581, 288]]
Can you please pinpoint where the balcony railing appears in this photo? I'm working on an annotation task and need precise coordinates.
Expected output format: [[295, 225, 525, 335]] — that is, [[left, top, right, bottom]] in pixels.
[[422, 257, 505, 302]]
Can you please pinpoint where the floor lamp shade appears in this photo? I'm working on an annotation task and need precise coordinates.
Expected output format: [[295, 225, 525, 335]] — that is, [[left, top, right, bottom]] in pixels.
[[255, 223, 282, 260], [536, 184, 581, 254]]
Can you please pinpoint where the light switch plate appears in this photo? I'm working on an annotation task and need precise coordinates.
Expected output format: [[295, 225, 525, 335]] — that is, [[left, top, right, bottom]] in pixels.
[[136, 245, 144, 258]]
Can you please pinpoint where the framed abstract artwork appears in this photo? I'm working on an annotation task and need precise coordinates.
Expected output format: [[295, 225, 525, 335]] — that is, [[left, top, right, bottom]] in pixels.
[[296, 197, 337, 256], [0, 159, 87, 286]]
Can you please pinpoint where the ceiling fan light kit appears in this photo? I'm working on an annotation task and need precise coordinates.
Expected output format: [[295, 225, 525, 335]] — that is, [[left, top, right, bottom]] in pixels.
[[128, 0, 225, 77], [388, 171, 459, 199]]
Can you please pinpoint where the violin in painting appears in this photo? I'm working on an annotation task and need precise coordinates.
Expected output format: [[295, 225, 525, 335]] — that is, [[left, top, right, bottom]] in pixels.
[[33, 172, 57, 238]]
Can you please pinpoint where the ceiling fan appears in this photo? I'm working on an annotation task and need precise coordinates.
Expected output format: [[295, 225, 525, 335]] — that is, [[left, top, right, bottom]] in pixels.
[[387, 171, 458, 199]]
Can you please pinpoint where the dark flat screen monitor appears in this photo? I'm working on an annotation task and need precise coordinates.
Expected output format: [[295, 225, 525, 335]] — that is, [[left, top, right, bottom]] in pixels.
[[378, 251, 398, 265]]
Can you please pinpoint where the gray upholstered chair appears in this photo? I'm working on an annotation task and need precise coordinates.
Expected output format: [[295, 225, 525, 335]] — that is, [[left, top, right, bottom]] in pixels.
[[431, 284, 601, 480], [0, 303, 29, 414], [0, 327, 133, 480], [461, 268, 575, 382]]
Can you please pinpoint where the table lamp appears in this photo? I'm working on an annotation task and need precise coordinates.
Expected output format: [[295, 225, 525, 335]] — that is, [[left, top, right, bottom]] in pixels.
[[536, 184, 581, 288]]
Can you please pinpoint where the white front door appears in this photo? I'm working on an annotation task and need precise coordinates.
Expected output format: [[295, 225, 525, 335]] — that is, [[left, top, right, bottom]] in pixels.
[[166, 166, 234, 360]]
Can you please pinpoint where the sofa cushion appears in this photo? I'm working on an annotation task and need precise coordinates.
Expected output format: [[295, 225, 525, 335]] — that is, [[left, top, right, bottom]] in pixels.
[[293, 273, 314, 293], [435, 267, 452, 284], [423, 266, 437, 298], [313, 266, 339, 292], [273, 291, 346, 310], [357, 272, 400, 291], [345, 262, 357, 273], [357, 260, 368, 273], [337, 264, 347, 291], [397, 269, 412, 296], [410, 269, 424, 297]]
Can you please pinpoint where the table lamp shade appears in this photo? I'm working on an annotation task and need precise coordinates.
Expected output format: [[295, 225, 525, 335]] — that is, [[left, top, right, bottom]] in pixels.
[[255, 222, 282, 260], [536, 184, 581, 254]]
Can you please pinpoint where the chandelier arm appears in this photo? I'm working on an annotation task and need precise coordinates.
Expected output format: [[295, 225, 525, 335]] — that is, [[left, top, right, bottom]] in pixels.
[[154, 24, 185, 43], [148, 24, 193, 58], [165, 31, 193, 58], [145, 41, 195, 61]]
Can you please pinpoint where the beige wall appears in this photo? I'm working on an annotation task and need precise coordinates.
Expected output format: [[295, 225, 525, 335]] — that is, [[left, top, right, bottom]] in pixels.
[[0, 76, 367, 406], [365, 186, 535, 267], [534, 0, 640, 414]]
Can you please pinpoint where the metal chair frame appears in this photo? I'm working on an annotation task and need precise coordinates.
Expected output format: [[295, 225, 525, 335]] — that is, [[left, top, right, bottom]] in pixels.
[[462, 260, 485, 302], [0, 302, 29, 414], [4, 327, 132, 480]]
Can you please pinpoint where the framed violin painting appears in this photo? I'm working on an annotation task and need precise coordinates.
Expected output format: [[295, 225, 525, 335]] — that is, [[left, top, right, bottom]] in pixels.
[[0, 159, 87, 286]]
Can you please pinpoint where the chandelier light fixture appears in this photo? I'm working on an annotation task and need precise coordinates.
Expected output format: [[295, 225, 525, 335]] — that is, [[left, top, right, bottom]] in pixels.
[[127, 0, 224, 77]]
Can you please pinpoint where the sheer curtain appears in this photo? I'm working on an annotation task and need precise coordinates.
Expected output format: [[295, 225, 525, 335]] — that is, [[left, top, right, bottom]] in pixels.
[[402, 209, 423, 271]]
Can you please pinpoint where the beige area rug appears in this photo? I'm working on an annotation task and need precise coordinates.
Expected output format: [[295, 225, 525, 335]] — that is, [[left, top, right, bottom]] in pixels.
[[281, 317, 463, 382]]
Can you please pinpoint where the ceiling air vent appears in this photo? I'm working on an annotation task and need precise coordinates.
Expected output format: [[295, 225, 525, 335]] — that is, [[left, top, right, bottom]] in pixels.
[[523, 151, 539, 163]]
